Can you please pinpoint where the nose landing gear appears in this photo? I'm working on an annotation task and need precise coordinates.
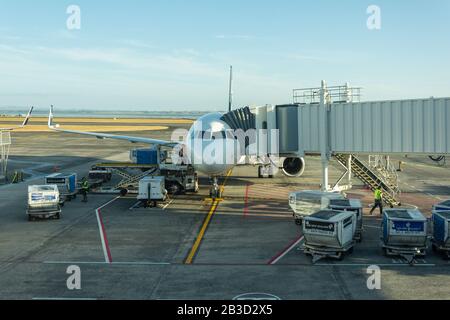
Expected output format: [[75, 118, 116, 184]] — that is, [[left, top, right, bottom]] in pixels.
[[209, 176, 223, 199]]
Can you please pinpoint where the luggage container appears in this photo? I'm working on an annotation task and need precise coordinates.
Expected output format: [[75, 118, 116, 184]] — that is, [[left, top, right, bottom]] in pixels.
[[328, 199, 364, 242], [45, 173, 77, 201], [130, 148, 160, 165], [303, 210, 357, 263], [431, 210, 450, 259], [27, 185, 62, 221], [288, 190, 345, 225], [137, 176, 168, 207], [432, 200, 450, 212], [381, 209, 428, 264]]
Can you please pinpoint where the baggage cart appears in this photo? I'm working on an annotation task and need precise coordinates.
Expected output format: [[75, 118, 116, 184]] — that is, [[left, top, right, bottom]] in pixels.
[[431, 210, 450, 259], [303, 210, 357, 263], [328, 199, 364, 242], [381, 209, 428, 264]]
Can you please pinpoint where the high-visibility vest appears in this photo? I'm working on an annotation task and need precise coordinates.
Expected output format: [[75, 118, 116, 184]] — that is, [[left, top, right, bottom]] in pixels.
[[82, 181, 89, 190], [374, 189, 383, 200]]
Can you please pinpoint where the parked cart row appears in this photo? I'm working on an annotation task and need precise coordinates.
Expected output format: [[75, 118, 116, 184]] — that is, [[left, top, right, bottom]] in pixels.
[[291, 191, 450, 264]]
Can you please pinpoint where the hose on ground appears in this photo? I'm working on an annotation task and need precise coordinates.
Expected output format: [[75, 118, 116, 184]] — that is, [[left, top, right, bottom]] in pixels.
[[429, 155, 445, 162]]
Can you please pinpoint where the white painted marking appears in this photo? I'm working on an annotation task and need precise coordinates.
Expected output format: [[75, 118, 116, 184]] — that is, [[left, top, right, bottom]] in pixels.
[[33, 297, 98, 300], [402, 203, 419, 210], [315, 263, 436, 267], [162, 199, 174, 210], [97, 196, 121, 211], [269, 237, 305, 265], [43, 261, 170, 266], [364, 225, 381, 229], [129, 201, 141, 210], [96, 210, 111, 264], [405, 184, 443, 201]]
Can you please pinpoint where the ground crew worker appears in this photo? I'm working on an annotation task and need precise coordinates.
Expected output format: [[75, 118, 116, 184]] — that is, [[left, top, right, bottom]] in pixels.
[[370, 185, 383, 215], [81, 177, 89, 203]]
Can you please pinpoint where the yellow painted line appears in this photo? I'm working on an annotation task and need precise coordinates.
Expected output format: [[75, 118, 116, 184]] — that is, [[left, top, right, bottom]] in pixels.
[[220, 169, 233, 193], [185, 169, 233, 264], [184, 200, 219, 264]]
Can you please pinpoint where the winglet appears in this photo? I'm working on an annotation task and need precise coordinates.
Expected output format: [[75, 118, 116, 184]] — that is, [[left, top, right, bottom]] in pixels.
[[48, 105, 58, 129], [20, 106, 33, 128]]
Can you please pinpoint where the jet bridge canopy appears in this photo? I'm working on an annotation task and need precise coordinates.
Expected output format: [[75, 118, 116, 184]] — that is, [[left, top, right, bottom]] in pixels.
[[301, 97, 450, 155], [253, 96, 450, 156]]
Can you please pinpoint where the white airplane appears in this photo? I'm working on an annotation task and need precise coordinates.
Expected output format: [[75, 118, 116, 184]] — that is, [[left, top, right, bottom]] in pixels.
[[0, 107, 34, 131], [48, 106, 305, 198]]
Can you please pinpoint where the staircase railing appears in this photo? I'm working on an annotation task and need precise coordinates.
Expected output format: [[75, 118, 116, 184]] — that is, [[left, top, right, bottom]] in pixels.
[[335, 154, 401, 207]]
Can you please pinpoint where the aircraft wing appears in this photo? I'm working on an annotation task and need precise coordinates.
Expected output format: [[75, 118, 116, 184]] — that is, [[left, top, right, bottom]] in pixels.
[[1, 106, 34, 131], [48, 106, 179, 147]]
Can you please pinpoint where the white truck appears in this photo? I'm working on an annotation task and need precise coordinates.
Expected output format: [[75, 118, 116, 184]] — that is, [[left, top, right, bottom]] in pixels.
[[137, 176, 168, 207], [27, 185, 62, 221]]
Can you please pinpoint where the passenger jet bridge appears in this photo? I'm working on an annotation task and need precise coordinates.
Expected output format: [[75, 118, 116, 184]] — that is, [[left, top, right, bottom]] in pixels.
[[249, 81, 450, 207]]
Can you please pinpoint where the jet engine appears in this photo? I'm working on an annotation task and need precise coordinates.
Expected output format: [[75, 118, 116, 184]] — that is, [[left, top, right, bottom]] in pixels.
[[281, 157, 306, 177]]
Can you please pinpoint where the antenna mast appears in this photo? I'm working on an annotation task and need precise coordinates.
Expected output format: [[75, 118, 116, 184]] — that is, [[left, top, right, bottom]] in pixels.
[[228, 65, 233, 112]]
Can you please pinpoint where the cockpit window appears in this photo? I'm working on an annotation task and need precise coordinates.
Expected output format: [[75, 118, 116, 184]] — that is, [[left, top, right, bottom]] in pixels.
[[191, 130, 234, 140]]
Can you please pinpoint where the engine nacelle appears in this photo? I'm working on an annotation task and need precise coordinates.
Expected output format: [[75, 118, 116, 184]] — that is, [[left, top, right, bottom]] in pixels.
[[281, 157, 306, 177]]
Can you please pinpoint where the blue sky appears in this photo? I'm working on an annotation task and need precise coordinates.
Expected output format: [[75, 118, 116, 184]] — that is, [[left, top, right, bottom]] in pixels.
[[0, 0, 449, 111]]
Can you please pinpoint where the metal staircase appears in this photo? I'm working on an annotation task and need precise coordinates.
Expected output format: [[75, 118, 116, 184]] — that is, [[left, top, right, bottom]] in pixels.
[[368, 155, 400, 195], [335, 154, 401, 207]]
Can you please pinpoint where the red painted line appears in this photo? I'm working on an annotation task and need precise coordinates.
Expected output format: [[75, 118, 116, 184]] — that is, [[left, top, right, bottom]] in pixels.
[[243, 184, 250, 218], [95, 197, 119, 264], [97, 209, 113, 264], [268, 235, 304, 265]]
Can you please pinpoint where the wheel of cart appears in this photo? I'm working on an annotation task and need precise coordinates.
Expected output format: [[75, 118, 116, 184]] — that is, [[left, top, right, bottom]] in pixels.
[[65, 193, 77, 201], [353, 230, 363, 243], [432, 242, 438, 253], [382, 244, 426, 265], [431, 240, 450, 260], [356, 233, 363, 243], [295, 218, 303, 226]]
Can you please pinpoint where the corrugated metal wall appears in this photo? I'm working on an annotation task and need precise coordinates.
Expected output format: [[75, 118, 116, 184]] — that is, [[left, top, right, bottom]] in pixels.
[[297, 97, 450, 155]]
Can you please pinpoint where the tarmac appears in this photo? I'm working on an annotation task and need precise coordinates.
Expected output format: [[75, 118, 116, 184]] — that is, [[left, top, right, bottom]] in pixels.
[[0, 124, 449, 300]]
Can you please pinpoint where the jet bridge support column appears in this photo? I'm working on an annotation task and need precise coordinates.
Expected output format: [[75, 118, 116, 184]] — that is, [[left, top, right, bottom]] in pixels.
[[347, 155, 353, 187], [320, 80, 330, 192]]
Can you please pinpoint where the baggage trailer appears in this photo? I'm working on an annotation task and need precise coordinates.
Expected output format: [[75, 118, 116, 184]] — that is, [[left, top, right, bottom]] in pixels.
[[381, 209, 428, 264], [303, 210, 357, 263], [328, 199, 364, 242], [27, 185, 62, 221], [137, 176, 168, 207], [289, 190, 345, 225], [431, 210, 450, 259], [45, 173, 78, 201], [433, 200, 450, 211]]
